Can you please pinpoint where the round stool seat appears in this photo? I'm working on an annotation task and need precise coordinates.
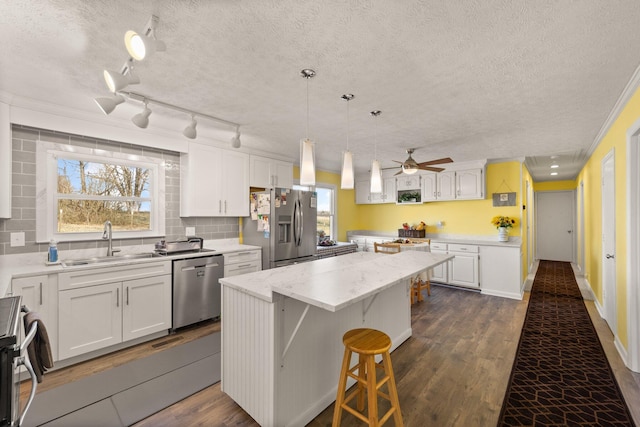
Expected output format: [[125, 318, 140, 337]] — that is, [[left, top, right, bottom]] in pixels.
[[343, 328, 391, 355]]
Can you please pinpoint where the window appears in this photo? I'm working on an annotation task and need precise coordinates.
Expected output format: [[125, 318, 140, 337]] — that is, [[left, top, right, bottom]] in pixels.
[[37, 142, 165, 242], [293, 183, 337, 240]]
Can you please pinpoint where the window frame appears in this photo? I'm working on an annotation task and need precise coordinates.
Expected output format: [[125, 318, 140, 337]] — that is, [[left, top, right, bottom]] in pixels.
[[36, 142, 166, 243]]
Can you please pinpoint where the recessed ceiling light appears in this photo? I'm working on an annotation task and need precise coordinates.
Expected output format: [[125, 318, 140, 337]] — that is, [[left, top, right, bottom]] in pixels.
[[550, 172, 558, 176], [550, 164, 559, 168]]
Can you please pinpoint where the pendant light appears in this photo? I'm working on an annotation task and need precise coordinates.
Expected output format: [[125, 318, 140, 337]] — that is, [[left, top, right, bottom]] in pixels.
[[300, 69, 316, 186], [370, 110, 383, 193], [340, 94, 355, 189]]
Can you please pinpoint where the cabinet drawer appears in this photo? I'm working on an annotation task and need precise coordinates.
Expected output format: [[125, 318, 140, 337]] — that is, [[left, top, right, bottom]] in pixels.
[[224, 250, 261, 265], [430, 242, 448, 251], [59, 261, 171, 290], [224, 261, 261, 277], [448, 244, 479, 253]]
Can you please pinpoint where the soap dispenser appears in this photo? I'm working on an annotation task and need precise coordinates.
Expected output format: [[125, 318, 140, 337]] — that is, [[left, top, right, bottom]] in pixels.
[[48, 239, 58, 263]]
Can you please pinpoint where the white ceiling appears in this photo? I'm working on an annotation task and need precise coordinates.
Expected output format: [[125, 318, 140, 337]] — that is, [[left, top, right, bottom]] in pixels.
[[2, 1, 640, 182]]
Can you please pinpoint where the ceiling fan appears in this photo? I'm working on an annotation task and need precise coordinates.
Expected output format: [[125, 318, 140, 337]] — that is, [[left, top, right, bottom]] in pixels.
[[386, 148, 454, 175]]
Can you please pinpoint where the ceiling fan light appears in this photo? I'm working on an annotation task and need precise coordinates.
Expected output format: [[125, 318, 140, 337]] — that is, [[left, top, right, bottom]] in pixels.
[[132, 104, 152, 128], [183, 117, 197, 139], [300, 138, 316, 186], [370, 160, 383, 193], [341, 150, 354, 189], [94, 94, 125, 115], [402, 164, 418, 175]]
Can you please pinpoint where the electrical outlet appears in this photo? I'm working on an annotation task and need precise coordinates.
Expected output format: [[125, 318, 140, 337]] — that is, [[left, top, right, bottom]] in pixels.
[[10, 232, 25, 247], [186, 227, 195, 236]]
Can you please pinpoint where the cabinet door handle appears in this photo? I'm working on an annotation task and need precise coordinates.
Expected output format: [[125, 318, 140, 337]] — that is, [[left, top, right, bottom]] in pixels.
[[126, 286, 129, 305], [39, 282, 43, 305], [238, 264, 252, 268], [116, 288, 120, 307], [219, 200, 222, 213], [225, 200, 227, 213]]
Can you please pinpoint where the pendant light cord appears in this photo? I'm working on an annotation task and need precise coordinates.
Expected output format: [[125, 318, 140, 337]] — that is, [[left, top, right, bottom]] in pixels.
[[306, 76, 310, 139], [347, 99, 350, 151]]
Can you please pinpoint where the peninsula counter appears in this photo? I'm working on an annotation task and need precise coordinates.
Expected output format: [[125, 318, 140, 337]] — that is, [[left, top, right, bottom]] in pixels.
[[219, 250, 452, 426]]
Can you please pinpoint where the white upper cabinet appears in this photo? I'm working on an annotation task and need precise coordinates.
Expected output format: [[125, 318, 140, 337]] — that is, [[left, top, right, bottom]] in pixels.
[[181, 143, 249, 217], [249, 155, 293, 189], [456, 168, 484, 199], [355, 180, 372, 204], [421, 173, 437, 202], [437, 171, 456, 200], [396, 175, 421, 191]]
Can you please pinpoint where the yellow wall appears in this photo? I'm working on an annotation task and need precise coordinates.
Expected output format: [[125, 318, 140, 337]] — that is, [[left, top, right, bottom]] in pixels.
[[576, 87, 640, 349]]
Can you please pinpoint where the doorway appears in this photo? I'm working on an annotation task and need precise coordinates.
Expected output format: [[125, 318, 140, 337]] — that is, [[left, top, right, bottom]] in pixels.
[[535, 190, 575, 262], [602, 150, 617, 335]]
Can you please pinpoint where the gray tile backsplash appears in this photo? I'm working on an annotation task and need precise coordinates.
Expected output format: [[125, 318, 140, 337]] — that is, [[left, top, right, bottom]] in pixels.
[[0, 125, 239, 256]]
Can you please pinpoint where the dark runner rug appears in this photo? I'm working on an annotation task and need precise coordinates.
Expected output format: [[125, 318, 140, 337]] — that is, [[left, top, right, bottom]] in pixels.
[[498, 260, 635, 426]]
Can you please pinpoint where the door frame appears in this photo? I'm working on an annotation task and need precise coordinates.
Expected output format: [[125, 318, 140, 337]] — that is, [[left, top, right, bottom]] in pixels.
[[534, 190, 576, 262], [578, 180, 586, 274], [626, 119, 640, 372], [601, 149, 617, 335]]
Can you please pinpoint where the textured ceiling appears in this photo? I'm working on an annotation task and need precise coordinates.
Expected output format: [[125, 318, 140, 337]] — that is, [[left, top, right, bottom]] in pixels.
[[2, 0, 640, 182]]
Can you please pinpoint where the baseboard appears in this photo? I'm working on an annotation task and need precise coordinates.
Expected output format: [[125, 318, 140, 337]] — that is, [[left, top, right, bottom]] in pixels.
[[614, 335, 629, 368], [481, 289, 523, 300]]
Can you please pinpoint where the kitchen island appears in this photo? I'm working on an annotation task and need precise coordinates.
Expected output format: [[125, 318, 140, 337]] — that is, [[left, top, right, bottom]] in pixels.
[[219, 250, 452, 427]]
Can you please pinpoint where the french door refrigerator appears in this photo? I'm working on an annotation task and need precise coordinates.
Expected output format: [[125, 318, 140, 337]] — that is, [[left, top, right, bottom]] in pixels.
[[243, 188, 317, 269]]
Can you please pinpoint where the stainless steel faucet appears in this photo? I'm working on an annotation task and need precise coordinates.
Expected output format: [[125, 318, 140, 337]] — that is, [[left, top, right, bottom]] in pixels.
[[102, 221, 120, 256]]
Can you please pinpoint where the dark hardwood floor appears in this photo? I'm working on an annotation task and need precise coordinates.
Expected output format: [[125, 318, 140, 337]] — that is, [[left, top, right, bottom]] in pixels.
[[24, 283, 640, 426]]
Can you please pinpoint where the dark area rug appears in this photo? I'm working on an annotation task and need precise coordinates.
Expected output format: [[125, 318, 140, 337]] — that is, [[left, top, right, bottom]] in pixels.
[[498, 260, 635, 426]]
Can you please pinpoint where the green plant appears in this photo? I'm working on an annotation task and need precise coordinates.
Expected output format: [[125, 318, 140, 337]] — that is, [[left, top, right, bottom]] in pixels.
[[399, 192, 420, 202]]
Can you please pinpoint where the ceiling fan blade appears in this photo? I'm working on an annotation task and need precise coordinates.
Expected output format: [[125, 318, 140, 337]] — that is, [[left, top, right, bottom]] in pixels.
[[419, 166, 445, 172], [392, 160, 403, 164], [417, 157, 454, 167], [394, 170, 404, 176]]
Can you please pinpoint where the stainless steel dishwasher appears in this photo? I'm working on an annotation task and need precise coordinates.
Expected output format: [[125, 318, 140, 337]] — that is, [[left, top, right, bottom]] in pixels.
[[172, 253, 224, 329]]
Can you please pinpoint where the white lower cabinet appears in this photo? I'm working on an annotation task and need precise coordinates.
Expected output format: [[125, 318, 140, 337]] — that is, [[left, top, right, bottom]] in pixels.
[[428, 243, 448, 282], [447, 244, 479, 288], [58, 262, 171, 360], [223, 249, 262, 277], [11, 274, 58, 362]]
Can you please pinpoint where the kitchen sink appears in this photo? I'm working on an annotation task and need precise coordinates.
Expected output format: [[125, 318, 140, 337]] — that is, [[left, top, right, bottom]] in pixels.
[[61, 252, 164, 267]]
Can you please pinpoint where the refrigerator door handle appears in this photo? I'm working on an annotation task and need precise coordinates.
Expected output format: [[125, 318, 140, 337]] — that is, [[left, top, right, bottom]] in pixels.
[[298, 199, 304, 246], [292, 199, 298, 246]]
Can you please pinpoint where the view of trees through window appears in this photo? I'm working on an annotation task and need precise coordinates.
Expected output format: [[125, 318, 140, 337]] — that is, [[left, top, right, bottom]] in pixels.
[[315, 187, 333, 239], [56, 157, 152, 233]]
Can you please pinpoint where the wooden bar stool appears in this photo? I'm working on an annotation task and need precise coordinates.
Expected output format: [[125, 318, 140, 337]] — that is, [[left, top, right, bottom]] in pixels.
[[333, 328, 403, 427]]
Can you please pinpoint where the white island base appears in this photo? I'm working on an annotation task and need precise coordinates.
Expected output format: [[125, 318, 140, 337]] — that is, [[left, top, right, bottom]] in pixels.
[[220, 251, 452, 427]]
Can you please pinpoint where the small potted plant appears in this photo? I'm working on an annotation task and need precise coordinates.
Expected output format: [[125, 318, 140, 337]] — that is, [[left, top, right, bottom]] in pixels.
[[399, 192, 421, 203], [491, 216, 516, 241]]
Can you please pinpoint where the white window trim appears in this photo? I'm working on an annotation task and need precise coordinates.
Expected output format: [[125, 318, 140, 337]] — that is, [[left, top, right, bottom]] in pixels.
[[36, 141, 166, 243]]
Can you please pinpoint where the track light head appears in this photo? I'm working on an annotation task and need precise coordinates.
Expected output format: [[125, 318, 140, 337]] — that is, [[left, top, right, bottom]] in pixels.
[[231, 128, 241, 148], [104, 68, 139, 93], [183, 116, 197, 139], [94, 94, 125, 115], [124, 30, 166, 61], [132, 102, 152, 128]]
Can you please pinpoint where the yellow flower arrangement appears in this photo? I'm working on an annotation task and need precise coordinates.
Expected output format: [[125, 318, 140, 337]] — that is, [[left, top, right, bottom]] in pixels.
[[491, 215, 516, 229]]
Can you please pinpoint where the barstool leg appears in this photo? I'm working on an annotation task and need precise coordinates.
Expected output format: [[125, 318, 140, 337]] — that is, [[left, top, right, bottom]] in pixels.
[[333, 347, 352, 427], [382, 351, 404, 426], [357, 353, 366, 411], [366, 355, 379, 426]]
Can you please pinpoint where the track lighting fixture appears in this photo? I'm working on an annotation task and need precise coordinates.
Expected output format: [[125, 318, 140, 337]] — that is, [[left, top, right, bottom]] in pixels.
[[183, 116, 197, 139], [94, 94, 125, 115], [124, 15, 166, 61], [103, 66, 139, 93], [231, 127, 241, 148], [132, 101, 152, 128]]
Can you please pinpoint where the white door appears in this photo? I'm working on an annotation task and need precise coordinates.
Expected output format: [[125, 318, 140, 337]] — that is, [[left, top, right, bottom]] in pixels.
[[122, 275, 172, 341], [536, 191, 575, 262], [602, 151, 617, 334]]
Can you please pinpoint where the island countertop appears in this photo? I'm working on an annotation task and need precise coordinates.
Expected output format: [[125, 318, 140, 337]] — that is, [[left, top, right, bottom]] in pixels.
[[219, 250, 452, 312]]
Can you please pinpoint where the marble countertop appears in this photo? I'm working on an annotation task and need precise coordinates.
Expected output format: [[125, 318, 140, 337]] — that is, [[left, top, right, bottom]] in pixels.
[[220, 251, 452, 312], [0, 239, 261, 297]]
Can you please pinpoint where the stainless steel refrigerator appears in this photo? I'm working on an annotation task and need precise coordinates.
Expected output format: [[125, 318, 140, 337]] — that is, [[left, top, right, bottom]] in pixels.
[[243, 188, 317, 269]]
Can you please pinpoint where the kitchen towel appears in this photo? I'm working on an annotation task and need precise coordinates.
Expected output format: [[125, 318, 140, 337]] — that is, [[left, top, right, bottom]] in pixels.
[[23, 311, 54, 383]]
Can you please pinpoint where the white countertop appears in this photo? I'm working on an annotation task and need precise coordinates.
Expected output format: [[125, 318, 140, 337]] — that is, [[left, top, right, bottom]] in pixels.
[[347, 230, 522, 248], [220, 251, 452, 312], [0, 239, 261, 297]]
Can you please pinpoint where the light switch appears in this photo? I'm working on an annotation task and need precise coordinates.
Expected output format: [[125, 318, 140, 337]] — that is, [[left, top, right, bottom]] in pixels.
[[10, 232, 25, 247], [186, 227, 196, 236]]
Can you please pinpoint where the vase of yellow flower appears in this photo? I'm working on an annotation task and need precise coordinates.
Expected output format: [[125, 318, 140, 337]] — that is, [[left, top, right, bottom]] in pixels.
[[491, 216, 516, 242]]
